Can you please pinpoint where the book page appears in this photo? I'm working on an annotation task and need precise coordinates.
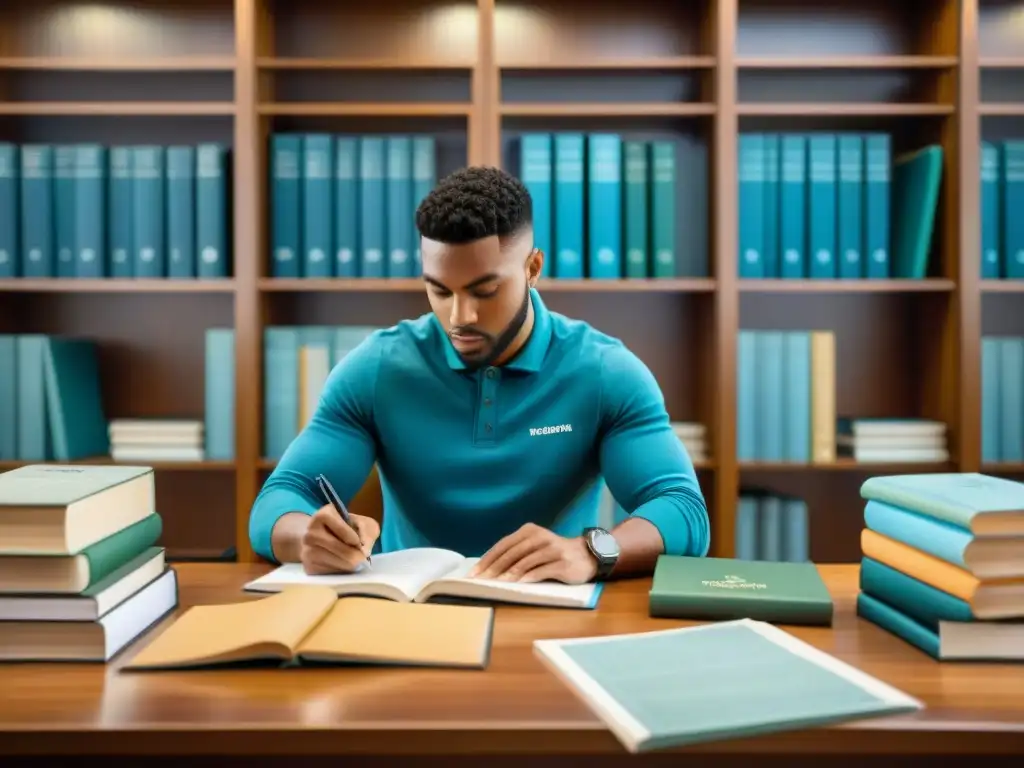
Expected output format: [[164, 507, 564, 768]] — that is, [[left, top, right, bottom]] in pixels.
[[423, 557, 600, 607], [244, 548, 466, 602], [125, 585, 337, 669]]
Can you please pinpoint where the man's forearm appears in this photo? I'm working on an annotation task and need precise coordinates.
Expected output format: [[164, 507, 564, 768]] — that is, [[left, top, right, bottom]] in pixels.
[[269, 512, 313, 563], [606, 516, 666, 577]]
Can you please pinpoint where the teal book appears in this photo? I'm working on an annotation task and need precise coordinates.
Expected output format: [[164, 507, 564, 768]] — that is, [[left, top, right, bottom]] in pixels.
[[553, 133, 584, 279], [755, 331, 783, 460], [196, 143, 229, 279], [737, 133, 765, 278], [735, 496, 758, 560], [837, 134, 863, 278], [0, 335, 15, 459], [263, 327, 301, 459], [860, 472, 1024, 536], [736, 330, 758, 461], [204, 328, 235, 460], [1003, 140, 1024, 279], [42, 336, 109, 460], [131, 145, 165, 278], [648, 555, 834, 625], [0, 143, 16, 278], [20, 145, 54, 278], [358, 136, 386, 278], [863, 132, 891, 278], [333, 136, 359, 278], [586, 133, 622, 279], [782, 331, 811, 462], [54, 145, 77, 278], [891, 144, 943, 279], [762, 133, 780, 277], [72, 144, 106, 279], [981, 336, 1001, 463], [518, 134, 552, 277], [166, 146, 196, 278], [15, 334, 49, 461], [108, 146, 134, 278], [270, 134, 301, 278], [649, 141, 676, 278], [778, 134, 806, 279], [782, 497, 809, 562], [621, 140, 648, 278], [301, 134, 333, 278], [410, 136, 436, 276], [807, 134, 836, 278], [385, 136, 414, 278], [856, 587, 1024, 661], [758, 496, 782, 560], [999, 337, 1023, 461], [980, 140, 1001, 278], [534, 618, 921, 752], [863, 499, 1024, 579]]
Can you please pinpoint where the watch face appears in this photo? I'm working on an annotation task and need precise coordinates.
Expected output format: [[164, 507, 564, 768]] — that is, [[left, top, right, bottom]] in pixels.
[[590, 530, 620, 559]]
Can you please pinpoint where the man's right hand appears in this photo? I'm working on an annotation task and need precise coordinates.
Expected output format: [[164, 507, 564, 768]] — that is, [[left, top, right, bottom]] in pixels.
[[299, 504, 380, 575]]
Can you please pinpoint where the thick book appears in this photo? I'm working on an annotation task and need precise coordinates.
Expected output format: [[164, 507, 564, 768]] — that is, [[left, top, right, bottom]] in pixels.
[[124, 585, 495, 671], [244, 547, 602, 609], [860, 473, 1024, 536], [533, 619, 923, 753], [648, 555, 834, 626]]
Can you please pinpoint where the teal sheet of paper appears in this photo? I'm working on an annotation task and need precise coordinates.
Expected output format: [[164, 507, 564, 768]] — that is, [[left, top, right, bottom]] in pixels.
[[534, 618, 923, 752]]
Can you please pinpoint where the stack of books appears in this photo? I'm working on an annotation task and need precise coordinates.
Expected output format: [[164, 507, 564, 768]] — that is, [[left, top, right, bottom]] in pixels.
[[671, 421, 706, 465], [855, 472, 1024, 661], [837, 418, 949, 464], [0, 464, 179, 662], [108, 418, 205, 463]]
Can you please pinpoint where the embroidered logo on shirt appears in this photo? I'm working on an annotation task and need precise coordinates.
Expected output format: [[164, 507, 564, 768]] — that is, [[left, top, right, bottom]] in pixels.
[[529, 424, 573, 436]]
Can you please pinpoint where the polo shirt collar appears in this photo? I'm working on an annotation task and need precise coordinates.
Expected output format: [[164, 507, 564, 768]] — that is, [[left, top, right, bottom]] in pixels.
[[440, 287, 552, 374]]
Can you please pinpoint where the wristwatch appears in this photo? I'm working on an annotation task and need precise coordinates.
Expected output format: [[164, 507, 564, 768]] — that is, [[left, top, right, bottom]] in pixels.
[[583, 527, 621, 580]]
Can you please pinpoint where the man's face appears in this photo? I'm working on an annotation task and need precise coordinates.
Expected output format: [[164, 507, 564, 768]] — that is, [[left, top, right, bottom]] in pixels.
[[421, 232, 542, 368]]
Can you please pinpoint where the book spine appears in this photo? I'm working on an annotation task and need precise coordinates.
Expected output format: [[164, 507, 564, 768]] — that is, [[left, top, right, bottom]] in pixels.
[[586, 133, 622, 279], [204, 329, 235, 460], [757, 331, 784, 461], [16, 335, 48, 460], [108, 146, 134, 278], [863, 133, 890, 278], [762, 133, 780, 278], [410, 136, 436, 276], [263, 327, 300, 459], [1004, 140, 1024, 279], [196, 143, 229, 279], [736, 330, 758, 461], [980, 140, 1001, 278], [649, 141, 676, 278], [73, 144, 106, 279], [166, 146, 197, 278], [54, 145, 77, 278], [737, 133, 765, 278], [622, 140, 648, 278], [783, 331, 811, 462], [810, 330, 836, 463], [333, 136, 359, 278], [20, 145, 54, 278], [0, 335, 15, 459], [131, 146, 165, 278], [837, 134, 863, 278], [808, 134, 837, 278], [553, 133, 584, 279], [359, 136, 386, 278], [270, 134, 301, 278], [998, 337, 1023, 462], [735, 496, 758, 560], [981, 336, 1002, 462], [0, 143, 18, 277], [302, 134, 333, 279], [385, 135, 414, 278], [778, 135, 806, 279], [519, 134, 552, 277], [781, 498, 809, 562]]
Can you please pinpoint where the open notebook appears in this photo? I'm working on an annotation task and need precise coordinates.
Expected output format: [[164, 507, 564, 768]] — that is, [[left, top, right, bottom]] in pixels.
[[243, 547, 603, 609], [124, 585, 495, 670]]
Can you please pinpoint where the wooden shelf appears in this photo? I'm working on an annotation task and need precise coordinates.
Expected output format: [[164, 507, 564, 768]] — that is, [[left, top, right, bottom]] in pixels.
[[500, 56, 716, 71], [0, 279, 235, 293], [501, 103, 716, 117], [738, 279, 956, 293], [981, 280, 1024, 293], [257, 57, 472, 70], [736, 103, 954, 116], [259, 278, 716, 293], [0, 102, 235, 116], [0, 56, 236, 71], [980, 57, 1024, 69], [736, 56, 958, 69], [257, 103, 470, 117], [979, 104, 1024, 116]]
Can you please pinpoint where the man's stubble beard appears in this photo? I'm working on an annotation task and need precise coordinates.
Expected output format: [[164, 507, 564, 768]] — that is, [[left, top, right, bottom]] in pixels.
[[459, 284, 531, 371]]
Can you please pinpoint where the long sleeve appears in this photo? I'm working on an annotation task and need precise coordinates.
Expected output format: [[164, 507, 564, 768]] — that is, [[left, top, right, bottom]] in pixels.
[[248, 337, 383, 562], [597, 344, 710, 557]]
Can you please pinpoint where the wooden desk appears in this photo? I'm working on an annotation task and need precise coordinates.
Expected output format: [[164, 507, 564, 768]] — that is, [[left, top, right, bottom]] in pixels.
[[1, 563, 1023, 762]]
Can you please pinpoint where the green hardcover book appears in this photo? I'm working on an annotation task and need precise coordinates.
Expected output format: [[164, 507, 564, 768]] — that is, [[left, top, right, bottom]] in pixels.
[[54, 145, 77, 278], [622, 140, 648, 278], [648, 141, 676, 278], [648, 554, 834, 626], [166, 145, 196, 278], [73, 144, 107, 279]]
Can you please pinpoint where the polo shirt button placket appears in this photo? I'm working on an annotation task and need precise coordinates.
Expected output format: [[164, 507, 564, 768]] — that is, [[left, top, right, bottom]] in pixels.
[[477, 367, 499, 443]]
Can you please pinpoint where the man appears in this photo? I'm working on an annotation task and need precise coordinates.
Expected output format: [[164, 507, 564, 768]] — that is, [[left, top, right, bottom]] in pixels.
[[249, 166, 710, 585]]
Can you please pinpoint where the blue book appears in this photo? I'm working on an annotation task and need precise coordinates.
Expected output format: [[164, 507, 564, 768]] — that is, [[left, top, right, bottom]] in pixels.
[[204, 328, 235, 460], [756, 332, 784, 460], [737, 133, 765, 278], [270, 134, 301, 278], [758, 495, 782, 560], [0, 335, 16, 458], [108, 147, 134, 278], [586, 134, 622, 279], [781, 498, 809, 562], [301, 134, 333, 278], [837, 134, 863, 278], [41, 337, 109, 461], [553, 134, 584, 279], [410, 137, 436, 276], [1003, 140, 1024, 279], [807, 134, 836, 278], [981, 336, 1002, 463], [196, 143, 229, 279], [333, 136, 359, 278], [131, 146, 165, 278], [54, 145, 77, 278], [518, 134, 552, 276], [0, 143, 16, 278], [998, 338, 1023, 462], [385, 136, 414, 278], [782, 331, 811, 462], [735, 496, 758, 561], [533, 618, 922, 752], [359, 136, 386, 278], [73, 144, 106, 279], [891, 145, 943, 280], [778, 135, 806, 279], [980, 140, 1001, 278], [20, 145, 54, 278], [863, 133, 891, 278], [736, 330, 758, 461], [166, 146, 197, 278], [263, 327, 301, 459], [762, 134, 780, 277]]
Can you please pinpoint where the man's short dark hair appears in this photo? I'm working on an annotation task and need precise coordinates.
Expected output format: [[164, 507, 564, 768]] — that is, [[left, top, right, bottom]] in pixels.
[[415, 165, 532, 244]]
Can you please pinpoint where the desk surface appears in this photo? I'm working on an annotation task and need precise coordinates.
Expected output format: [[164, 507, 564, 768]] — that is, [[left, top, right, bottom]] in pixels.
[[1, 563, 1023, 758]]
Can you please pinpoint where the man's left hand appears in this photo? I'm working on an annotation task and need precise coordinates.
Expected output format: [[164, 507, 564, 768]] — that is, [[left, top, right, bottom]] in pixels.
[[467, 523, 597, 584]]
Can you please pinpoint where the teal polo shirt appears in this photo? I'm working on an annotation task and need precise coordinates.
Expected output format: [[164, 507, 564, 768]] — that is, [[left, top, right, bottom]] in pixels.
[[249, 288, 710, 562]]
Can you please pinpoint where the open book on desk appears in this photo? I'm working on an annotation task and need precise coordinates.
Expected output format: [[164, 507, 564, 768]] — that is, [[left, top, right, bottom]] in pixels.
[[243, 547, 603, 610]]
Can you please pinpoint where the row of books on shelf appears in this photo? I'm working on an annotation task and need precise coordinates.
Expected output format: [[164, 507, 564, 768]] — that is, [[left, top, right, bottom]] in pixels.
[[269, 133, 435, 280], [854, 472, 1024, 661], [0, 331, 234, 462], [0, 142, 231, 281], [981, 335, 1024, 463], [736, 328, 950, 465], [734, 492, 809, 564], [737, 133, 939, 281], [980, 139, 1024, 280], [0, 463, 179, 661]]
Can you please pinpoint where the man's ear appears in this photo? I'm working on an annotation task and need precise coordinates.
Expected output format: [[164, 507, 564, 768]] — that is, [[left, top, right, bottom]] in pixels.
[[526, 248, 544, 286]]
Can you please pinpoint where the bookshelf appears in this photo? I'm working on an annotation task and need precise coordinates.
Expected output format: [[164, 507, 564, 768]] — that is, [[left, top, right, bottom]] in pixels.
[[0, 0, 1021, 565]]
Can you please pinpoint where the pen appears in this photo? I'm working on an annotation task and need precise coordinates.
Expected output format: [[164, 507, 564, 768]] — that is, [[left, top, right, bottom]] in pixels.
[[315, 473, 371, 564]]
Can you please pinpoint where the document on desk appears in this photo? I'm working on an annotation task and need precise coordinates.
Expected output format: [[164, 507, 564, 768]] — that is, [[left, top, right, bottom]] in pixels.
[[243, 547, 602, 609], [534, 618, 923, 753]]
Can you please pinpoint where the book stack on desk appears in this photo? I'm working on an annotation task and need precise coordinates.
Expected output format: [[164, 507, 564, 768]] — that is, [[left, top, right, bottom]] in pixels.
[[0, 464, 179, 662], [854, 472, 1024, 661]]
